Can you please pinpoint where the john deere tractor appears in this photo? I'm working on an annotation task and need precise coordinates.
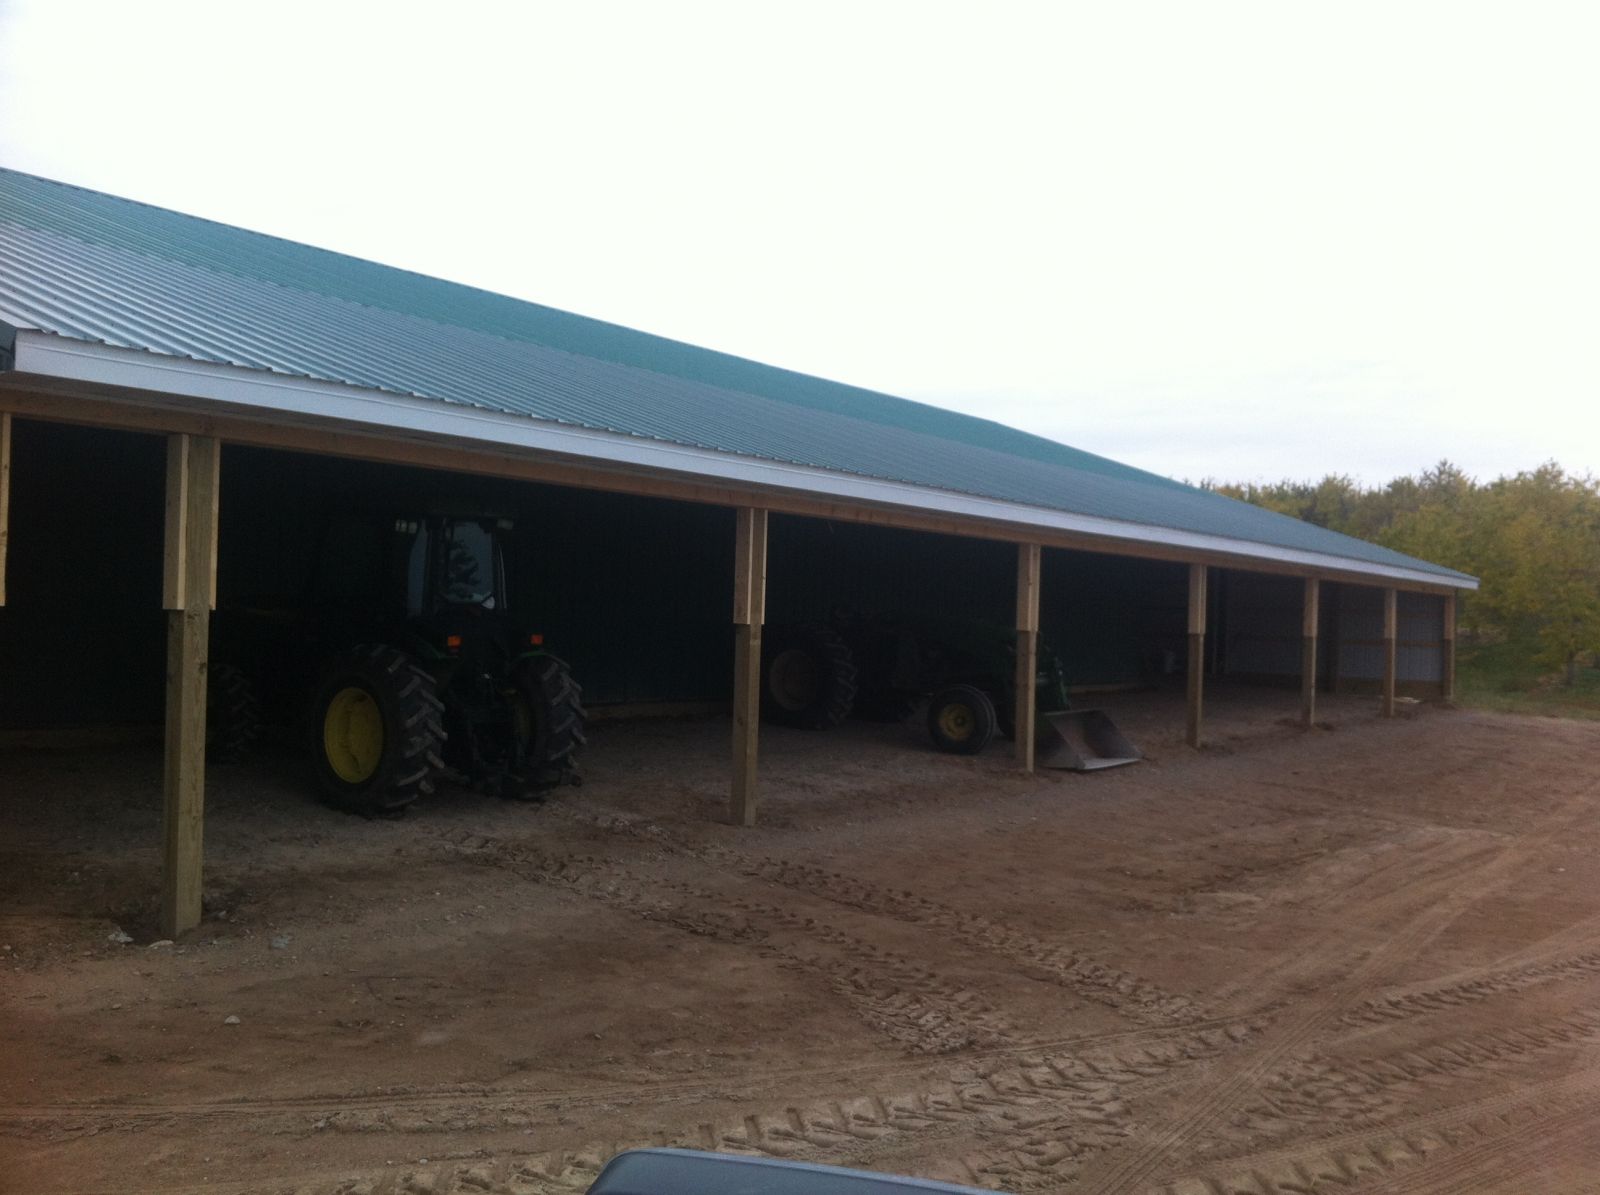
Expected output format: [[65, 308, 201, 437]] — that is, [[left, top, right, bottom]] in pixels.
[[760, 612, 1080, 756], [212, 510, 585, 816]]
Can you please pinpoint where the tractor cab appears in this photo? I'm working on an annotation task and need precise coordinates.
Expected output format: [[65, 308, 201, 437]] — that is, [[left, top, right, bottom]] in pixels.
[[391, 514, 515, 662], [397, 515, 505, 616]]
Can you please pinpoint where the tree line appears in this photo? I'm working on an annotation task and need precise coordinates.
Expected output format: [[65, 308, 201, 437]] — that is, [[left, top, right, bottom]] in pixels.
[[1206, 463, 1600, 684]]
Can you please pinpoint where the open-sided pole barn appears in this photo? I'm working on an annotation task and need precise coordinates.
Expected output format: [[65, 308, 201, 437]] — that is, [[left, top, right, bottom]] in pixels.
[[0, 169, 1476, 938]]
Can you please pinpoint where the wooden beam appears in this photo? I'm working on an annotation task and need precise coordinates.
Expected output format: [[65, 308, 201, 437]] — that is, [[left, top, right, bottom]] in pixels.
[[1381, 587, 1398, 718], [161, 434, 220, 938], [162, 434, 189, 610], [1187, 563, 1207, 748], [0, 412, 10, 606], [732, 507, 767, 627], [1442, 591, 1457, 703], [1014, 543, 1042, 772], [730, 507, 768, 827], [0, 387, 1468, 596], [1301, 576, 1320, 727]]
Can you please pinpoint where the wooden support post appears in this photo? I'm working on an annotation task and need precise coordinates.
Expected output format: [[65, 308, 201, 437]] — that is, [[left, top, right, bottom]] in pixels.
[[1381, 586, 1398, 718], [161, 434, 220, 938], [1186, 563, 1207, 748], [1014, 543, 1042, 773], [1301, 576, 1320, 727], [730, 507, 768, 827], [162, 435, 189, 610], [0, 412, 10, 606], [1441, 591, 1457, 703]]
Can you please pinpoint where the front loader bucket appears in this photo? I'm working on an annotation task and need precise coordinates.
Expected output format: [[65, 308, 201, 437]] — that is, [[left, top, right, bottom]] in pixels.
[[1035, 708, 1141, 772]]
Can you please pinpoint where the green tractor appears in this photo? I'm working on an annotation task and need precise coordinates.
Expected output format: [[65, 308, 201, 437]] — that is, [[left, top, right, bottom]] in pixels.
[[212, 510, 585, 815], [838, 613, 1070, 754], [761, 612, 1140, 768], [759, 613, 1049, 752]]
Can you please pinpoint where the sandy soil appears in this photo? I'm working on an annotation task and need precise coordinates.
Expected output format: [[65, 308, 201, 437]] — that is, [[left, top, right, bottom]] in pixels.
[[3, 685, 1598, 1194]]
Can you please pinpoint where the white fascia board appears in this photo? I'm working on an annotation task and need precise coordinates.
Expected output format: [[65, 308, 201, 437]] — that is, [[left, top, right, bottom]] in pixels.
[[9, 332, 1477, 591]]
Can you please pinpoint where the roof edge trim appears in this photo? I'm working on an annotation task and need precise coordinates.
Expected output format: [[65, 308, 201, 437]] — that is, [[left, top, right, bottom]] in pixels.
[[9, 332, 1478, 591]]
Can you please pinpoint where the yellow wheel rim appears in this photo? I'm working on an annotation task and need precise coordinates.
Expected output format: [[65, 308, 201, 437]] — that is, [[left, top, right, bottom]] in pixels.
[[323, 686, 384, 784], [938, 703, 975, 741]]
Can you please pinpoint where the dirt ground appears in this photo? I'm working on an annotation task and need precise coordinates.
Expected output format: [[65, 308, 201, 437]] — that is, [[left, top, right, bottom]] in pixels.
[[3, 684, 1599, 1194]]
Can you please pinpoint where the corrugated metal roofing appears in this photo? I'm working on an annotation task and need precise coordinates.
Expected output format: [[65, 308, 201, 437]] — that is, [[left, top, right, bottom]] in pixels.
[[0, 167, 1473, 584]]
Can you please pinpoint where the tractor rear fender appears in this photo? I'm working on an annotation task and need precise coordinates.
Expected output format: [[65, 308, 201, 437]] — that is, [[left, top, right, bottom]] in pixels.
[[512, 647, 566, 669]]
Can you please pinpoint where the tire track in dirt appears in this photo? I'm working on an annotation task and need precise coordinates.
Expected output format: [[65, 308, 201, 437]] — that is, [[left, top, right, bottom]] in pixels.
[[1344, 1098, 1599, 1195], [955, 1012, 1598, 1194], [934, 1027, 1267, 1191], [0, 1016, 1272, 1142], [1240, 826, 1499, 911], [1152, 1068, 1600, 1195], [1065, 790, 1596, 1195], [547, 802, 1209, 1028], [433, 827, 1013, 1055], [1337, 905, 1600, 1031], [219, 1009, 1598, 1195], [548, 801, 1521, 1045], [45, 1004, 1581, 1168], [1341, 948, 1600, 1029], [1222, 1007, 1600, 1148], [1232, 777, 1507, 835], [1206, 832, 1504, 1011], [181, 1021, 1267, 1195]]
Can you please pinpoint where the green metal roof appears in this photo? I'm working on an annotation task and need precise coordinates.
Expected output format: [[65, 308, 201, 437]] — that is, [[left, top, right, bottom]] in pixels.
[[0, 167, 1474, 586]]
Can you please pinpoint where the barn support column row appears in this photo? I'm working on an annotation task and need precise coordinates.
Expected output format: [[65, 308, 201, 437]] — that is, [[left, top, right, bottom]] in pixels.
[[1014, 543, 1041, 773], [161, 433, 220, 938], [729, 507, 768, 826], [1186, 563, 1206, 748]]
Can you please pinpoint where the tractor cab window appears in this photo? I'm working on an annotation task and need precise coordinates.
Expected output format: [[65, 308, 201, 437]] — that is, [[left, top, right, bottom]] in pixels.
[[439, 520, 499, 609]]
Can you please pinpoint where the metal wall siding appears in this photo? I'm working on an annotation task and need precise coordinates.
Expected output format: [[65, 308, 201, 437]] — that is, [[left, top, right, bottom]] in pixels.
[[1335, 586, 1383, 680], [1399, 591, 1445, 641], [0, 169, 1473, 584], [1399, 644, 1444, 683], [1042, 550, 1186, 685], [1332, 588, 1446, 681], [1230, 637, 1302, 676], [1337, 586, 1386, 636], [1338, 642, 1386, 681], [1223, 572, 1303, 677]]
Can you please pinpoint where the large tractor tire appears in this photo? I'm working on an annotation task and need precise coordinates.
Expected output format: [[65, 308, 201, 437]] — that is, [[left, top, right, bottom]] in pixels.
[[311, 645, 445, 817], [761, 624, 858, 730], [927, 684, 997, 755], [206, 663, 262, 764], [995, 688, 1018, 742], [503, 655, 587, 797]]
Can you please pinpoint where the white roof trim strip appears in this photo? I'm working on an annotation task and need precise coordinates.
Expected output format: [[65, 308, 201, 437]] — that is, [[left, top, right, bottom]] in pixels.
[[10, 332, 1476, 591]]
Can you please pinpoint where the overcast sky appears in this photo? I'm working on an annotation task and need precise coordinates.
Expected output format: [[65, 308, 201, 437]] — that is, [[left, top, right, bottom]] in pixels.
[[1, 1, 1595, 486]]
